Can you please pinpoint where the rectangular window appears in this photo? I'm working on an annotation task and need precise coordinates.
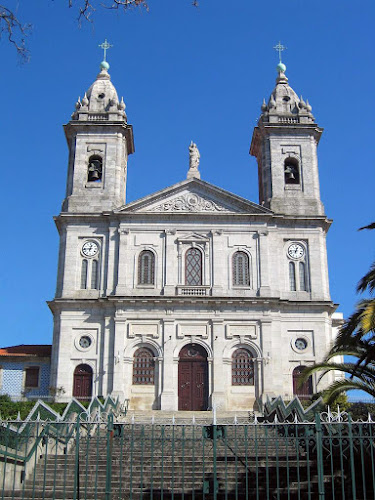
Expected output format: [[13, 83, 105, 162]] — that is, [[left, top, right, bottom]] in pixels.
[[25, 367, 39, 388]]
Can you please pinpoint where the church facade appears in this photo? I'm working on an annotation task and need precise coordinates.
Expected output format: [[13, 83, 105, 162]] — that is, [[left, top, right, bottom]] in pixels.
[[49, 59, 342, 410]]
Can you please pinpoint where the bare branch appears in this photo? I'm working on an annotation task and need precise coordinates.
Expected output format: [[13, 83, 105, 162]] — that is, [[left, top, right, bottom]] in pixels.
[[104, 0, 149, 12], [0, 5, 32, 62]]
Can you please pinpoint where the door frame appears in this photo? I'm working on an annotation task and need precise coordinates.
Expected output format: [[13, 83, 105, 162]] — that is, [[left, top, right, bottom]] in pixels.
[[73, 363, 93, 400], [178, 344, 209, 411]]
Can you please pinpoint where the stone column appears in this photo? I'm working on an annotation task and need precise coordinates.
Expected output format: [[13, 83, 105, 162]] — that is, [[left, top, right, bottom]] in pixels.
[[111, 316, 126, 400], [160, 319, 176, 410], [204, 242, 210, 287], [254, 358, 263, 404], [261, 319, 282, 399], [105, 222, 118, 296], [115, 227, 129, 295], [211, 320, 226, 408], [100, 315, 113, 397], [258, 230, 272, 297], [164, 230, 177, 295], [211, 231, 224, 296]]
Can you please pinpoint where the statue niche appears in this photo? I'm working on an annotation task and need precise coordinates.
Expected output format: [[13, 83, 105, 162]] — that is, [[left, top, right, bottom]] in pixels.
[[87, 155, 103, 182]]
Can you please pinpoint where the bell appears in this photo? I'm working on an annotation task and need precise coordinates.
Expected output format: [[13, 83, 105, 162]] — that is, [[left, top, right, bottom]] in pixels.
[[286, 171, 295, 180], [88, 169, 100, 181]]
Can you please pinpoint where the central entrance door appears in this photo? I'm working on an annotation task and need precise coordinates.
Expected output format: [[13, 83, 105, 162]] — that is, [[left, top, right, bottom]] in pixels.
[[178, 344, 208, 411]]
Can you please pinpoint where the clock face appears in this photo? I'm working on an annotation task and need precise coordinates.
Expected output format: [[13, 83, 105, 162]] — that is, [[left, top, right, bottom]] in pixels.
[[288, 243, 305, 260], [82, 241, 98, 257], [295, 338, 307, 351], [79, 336, 92, 349]]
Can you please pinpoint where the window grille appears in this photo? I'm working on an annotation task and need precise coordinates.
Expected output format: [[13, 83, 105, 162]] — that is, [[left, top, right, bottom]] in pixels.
[[185, 248, 202, 286], [232, 349, 254, 386], [232, 251, 250, 286], [299, 262, 306, 291], [289, 261, 296, 291], [138, 251, 155, 285], [25, 367, 39, 388], [133, 348, 155, 385], [91, 260, 98, 289], [81, 259, 88, 289]]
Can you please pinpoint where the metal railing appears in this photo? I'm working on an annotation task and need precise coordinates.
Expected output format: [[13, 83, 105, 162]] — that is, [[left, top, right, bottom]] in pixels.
[[1, 409, 375, 499]]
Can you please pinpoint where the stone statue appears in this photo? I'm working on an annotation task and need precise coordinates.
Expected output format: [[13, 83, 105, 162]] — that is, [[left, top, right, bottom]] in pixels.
[[189, 141, 200, 170]]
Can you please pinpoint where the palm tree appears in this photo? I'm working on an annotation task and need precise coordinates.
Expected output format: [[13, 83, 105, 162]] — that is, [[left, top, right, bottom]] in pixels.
[[301, 224, 375, 404]]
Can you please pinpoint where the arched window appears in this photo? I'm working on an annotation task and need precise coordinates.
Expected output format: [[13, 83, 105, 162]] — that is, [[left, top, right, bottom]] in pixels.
[[91, 260, 98, 289], [133, 348, 155, 385], [87, 155, 103, 182], [185, 248, 202, 286], [289, 262, 296, 291], [292, 366, 313, 399], [232, 251, 250, 286], [138, 251, 155, 285], [232, 348, 254, 386], [284, 158, 300, 185], [81, 259, 88, 289], [299, 262, 307, 291]]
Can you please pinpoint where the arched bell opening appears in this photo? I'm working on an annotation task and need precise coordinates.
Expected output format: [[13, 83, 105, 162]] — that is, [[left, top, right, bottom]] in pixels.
[[87, 155, 103, 182], [284, 157, 300, 185], [178, 344, 208, 411]]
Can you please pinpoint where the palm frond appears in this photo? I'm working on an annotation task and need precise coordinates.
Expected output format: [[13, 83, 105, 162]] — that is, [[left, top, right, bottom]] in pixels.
[[322, 379, 375, 405], [357, 265, 375, 295]]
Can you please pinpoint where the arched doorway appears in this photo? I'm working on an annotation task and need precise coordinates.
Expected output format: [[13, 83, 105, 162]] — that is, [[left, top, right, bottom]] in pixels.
[[178, 344, 208, 411], [73, 364, 93, 400], [293, 366, 313, 400]]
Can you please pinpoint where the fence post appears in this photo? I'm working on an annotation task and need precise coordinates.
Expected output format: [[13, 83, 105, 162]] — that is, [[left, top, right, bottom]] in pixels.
[[213, 424, 218, 500], [315, 413, 325, 500], [105, 413, 114, 500], [73, 415, 80, 500], [348, 416, 357, 500]]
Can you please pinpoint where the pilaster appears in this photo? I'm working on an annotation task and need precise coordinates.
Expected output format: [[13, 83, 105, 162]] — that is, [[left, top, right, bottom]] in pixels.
[[115, 227, 129, 295], [258, 231, 272, 297], [160, 319, 176, 410], [211, 320, 226, 407]]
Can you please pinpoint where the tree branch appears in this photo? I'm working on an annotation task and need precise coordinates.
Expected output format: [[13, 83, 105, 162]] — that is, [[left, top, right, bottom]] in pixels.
[[0, 5, 31, 62]]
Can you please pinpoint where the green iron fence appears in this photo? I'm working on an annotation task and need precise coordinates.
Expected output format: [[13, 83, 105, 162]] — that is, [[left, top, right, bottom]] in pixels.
[[1, 411, 375, 499]]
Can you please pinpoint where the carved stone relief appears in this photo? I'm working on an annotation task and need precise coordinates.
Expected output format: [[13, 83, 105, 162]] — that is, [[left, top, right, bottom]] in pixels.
[[176, 322, 210, 339], [128, 322, 160, 339], [150, 194, 233, 213], [225, 323, 257, 339]]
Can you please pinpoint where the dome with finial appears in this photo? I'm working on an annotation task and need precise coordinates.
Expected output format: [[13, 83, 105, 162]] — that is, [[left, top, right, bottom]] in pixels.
[[259, 64, 315, 124], [86, 65, 119, 113], [71, 61, 127, 122]]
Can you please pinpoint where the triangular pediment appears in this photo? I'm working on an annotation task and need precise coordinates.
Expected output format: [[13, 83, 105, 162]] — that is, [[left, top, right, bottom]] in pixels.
[[176, 232, 210, 243], [116, 179, 272, 215]]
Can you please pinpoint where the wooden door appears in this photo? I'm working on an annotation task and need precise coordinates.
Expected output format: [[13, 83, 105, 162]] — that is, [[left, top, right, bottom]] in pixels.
[[178, 345, 208, 411], [73, 364, 93, 400]]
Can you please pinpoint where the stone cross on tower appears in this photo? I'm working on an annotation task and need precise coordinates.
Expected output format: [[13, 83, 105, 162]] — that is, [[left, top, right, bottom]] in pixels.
[[98, 39, 113, 62], [273, 41, 286, 62]]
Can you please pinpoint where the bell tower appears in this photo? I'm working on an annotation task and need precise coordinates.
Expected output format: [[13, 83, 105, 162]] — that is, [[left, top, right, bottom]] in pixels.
[[250, 59, 324, 216], [62, 57, 134, 213]]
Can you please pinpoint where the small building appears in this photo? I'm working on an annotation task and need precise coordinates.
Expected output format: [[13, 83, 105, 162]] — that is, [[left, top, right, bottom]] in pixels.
[[0, 345, 51, 401]]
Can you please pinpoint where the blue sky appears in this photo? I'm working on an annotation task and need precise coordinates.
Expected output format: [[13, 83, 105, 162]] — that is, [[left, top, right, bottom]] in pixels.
[[0, 0, 374, 355]]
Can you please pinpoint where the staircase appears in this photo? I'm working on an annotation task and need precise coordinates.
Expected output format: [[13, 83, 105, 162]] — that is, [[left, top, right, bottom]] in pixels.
[[2, 411, 371, 499]]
